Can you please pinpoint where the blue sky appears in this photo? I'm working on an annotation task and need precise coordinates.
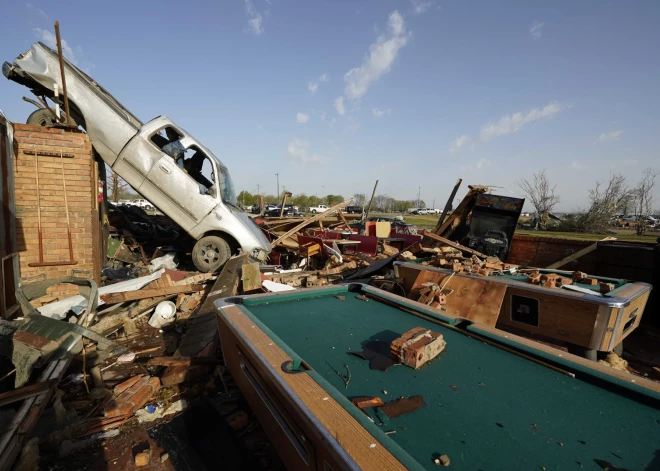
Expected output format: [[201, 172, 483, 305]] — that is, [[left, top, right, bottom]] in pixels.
[[1, 0, 658, 210]]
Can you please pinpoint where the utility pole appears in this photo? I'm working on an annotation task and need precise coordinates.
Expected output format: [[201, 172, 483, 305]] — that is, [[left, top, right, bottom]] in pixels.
[[256, 184, 261, 196], [275, 173, 280, 199], [322, 185, 326, 204]]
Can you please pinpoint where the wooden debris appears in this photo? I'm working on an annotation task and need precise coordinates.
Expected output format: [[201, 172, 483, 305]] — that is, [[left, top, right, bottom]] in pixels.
[[145, 356, 224, 367], [270, 198, 353, 247], [351, 396, 385, 409], [420, 229, 488, 259], [600, 282, 616, 294], [241, 262, 262, 293], [100, 284, 204, 304]]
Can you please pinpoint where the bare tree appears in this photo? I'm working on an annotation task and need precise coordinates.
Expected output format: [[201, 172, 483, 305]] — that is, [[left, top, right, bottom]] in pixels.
[[632, 168, 658, 235], [353, 193, 367, 207], [106, 171, 130, 203], [575, 172, 630, 233], [517, 169, 560, 229]]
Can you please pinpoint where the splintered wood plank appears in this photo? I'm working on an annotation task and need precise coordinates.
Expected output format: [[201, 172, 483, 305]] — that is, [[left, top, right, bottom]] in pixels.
[[546, 237, 616, 269], [221, 305, 407, 471], [241, 262, 263, 293], [419, 230, 487, 258], [408, 270, 505, 327], [100, 284, 204, 304]]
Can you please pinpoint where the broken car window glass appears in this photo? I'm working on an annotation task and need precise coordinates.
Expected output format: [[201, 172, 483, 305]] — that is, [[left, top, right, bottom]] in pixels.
[[217, 165, 238, 207], [151, 126, 185, 159], [178, 146, 216, 195]]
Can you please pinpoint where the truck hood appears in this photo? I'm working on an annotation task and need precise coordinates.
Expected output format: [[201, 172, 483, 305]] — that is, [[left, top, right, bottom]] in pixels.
[[233, 210, 271, 250]]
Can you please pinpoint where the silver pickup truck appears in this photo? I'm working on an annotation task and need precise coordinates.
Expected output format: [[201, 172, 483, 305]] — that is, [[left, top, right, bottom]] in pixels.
[[3, 42, 270, 272]]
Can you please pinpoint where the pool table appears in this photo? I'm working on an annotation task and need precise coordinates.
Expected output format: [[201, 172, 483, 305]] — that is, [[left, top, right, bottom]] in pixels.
[[395, 262, 651, 359], [215, 284, 660, 471]]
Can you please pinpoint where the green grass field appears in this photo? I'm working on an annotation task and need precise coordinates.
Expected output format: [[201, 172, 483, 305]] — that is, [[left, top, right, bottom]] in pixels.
[[376, 213, 660, 243]]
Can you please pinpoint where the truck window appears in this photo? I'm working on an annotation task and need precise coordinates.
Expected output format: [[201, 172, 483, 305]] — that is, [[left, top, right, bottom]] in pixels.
[[178, 146, 216, 195], [151, 126, 185, 159]]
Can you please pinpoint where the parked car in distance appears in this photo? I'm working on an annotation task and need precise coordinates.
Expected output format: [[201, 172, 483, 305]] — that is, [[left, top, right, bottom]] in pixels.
[[124, 199, 154, 210], [345, 205, 364, 214], [264, 205, 294, 217], [4, 42, 271, 272], [309, 204, 330, 213]]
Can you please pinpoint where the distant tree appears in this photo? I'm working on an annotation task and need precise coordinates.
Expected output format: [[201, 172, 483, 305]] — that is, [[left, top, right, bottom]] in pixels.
[[353, 193, 367, 206], [292, 193, 311, 210], [262, 194, 277, 204], [309, 195, 320, 207], [393, 200, 413, 212], [632, 168, 658, 235], [517, 169, 560, 229], [106, 171, 134, 203], [575, 172, 630, 233], [325, 195, 345, 205], [237, 190, 256, 206]]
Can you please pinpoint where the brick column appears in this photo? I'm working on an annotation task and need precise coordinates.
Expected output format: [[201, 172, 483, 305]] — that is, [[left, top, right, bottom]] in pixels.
[[12, 123, 99, 297]]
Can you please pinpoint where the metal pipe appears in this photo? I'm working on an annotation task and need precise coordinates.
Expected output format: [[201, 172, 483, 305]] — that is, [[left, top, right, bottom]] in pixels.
[[53, 21, 72, 126]]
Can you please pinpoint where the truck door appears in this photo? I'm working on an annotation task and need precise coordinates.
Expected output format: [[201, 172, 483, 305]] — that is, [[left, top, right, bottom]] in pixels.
[[139, 143, 219, 232]]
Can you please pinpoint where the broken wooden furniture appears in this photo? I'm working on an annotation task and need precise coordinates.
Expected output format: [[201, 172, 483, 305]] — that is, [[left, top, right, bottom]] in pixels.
[[395, 262, 651, 360], [215, 283, 660, 471]]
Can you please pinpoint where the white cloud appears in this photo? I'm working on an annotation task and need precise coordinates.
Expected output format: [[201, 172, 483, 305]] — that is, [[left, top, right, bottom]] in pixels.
[[320, 111, 326, 121], [476, 158, 492, 169], [34, 28, 77, 65], [449, 134, 471, 154], [478, 102, 565, 142], [530, 21, 544, 40], [372, 108, 391, 118], [296, 112, 310, 124], [571, 161, 585, 169], [343, 11, 409, 101], [244, 0, 264, 35], [460, 158, 492, 172], [594, 130, 623, 144], [410, 0, 431, 14], [334, 96, 346, 116], [26, 3, 48, 20], [287, 138, 325, 166], [308, 73, 328, 95]]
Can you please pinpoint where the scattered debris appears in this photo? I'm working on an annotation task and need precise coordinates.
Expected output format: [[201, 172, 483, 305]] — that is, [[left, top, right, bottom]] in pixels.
[[434, 454, 451, 467], [380, 395, 426, 418], [390, 327, 446, 369]]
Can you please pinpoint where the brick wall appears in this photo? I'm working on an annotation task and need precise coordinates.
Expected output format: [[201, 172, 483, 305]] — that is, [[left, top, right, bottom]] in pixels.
[[506, 234, 597, 271], [12, 123, 100, 298]]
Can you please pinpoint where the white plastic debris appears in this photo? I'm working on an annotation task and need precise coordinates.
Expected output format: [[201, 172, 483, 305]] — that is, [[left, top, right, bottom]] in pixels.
[[148, 301, 177, 328], [135, 399, 187, 423], [262, 280, 296, 292], [117, 352, 136, 363], [148, 253, 178, 272], [37, 269, 166, 319]]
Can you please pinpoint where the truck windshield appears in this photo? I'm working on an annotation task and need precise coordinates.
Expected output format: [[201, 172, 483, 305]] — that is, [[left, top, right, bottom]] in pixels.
[[218, 165, 238, 207]]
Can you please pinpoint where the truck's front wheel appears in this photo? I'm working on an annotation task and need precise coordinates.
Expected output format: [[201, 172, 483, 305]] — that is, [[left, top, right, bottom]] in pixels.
[[192, 235, 231, 273]]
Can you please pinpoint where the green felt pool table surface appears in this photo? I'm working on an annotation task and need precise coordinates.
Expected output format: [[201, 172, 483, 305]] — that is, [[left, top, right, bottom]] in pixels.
[[237, 285, 660, 471]]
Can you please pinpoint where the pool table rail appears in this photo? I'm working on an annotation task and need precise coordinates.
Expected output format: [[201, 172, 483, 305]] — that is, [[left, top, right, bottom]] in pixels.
[[216, 298, 420, 471]]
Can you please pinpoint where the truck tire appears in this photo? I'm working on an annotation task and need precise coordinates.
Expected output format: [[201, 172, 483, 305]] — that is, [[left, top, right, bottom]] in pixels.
[[26, 109, 59, 127], [192, 235, 231, 273], [311, 209, 317, 214]]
